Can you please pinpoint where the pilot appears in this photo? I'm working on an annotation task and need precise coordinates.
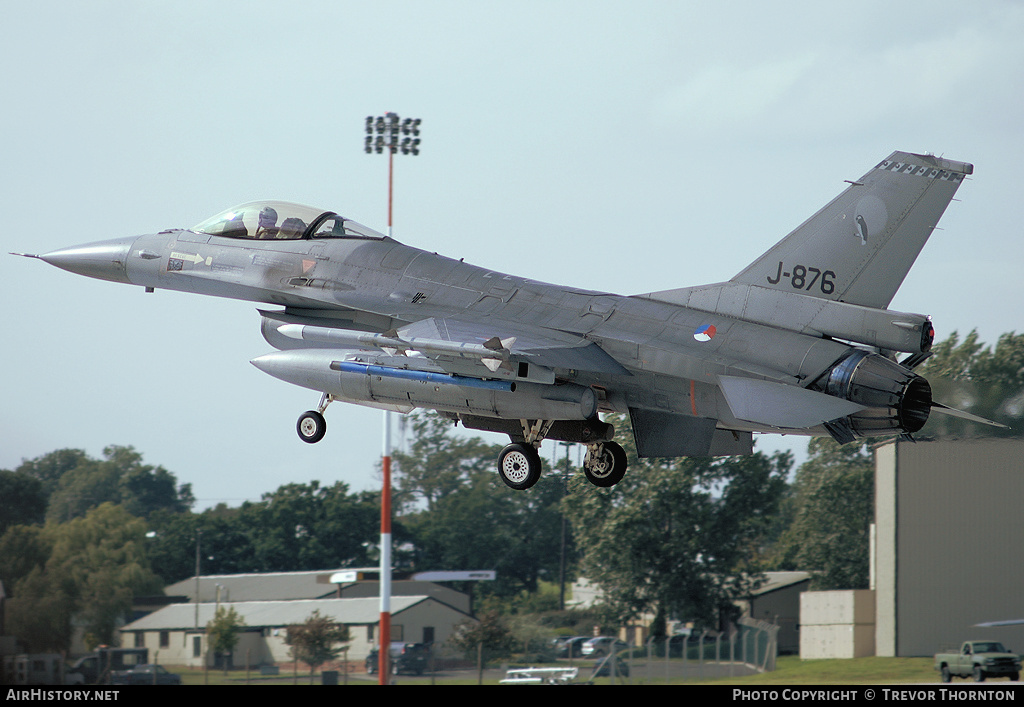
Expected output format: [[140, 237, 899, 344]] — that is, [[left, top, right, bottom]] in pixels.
[[278, 217, 307, 239], [255, 206, 279, 239]]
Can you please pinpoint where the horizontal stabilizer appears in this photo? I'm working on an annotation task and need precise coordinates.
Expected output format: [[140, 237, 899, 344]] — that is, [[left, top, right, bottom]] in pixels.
[[719, 375, 865, 429], [930, 402, 1008, 429], [974, 619, 1024, 627]]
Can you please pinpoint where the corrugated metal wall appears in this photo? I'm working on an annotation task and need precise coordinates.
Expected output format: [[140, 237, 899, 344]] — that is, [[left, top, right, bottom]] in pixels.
[[875, 439, 1024, 657]]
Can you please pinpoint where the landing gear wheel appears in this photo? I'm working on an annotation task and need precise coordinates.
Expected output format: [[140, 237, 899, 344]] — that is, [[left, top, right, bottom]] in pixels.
[[583, 441, 628, 487], [297, 410, 327, 444], [498, 443, 542, 490]]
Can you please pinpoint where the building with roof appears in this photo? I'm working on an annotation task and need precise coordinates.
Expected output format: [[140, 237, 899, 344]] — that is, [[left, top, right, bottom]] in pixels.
[[121, 595, 471, 668], [163, 568, 472, 613], [799, 438, 1024, 659], [737, 571, 811, 654], [124, 568, 478, 668], [873, 438, 1024, 657]]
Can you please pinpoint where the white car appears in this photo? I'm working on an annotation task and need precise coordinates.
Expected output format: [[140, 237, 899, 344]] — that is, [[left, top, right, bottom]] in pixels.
[[581, 637, 627, 657]]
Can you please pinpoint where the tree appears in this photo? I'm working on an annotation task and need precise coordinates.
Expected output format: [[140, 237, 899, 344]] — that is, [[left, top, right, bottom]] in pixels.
[[391, 412, 503, 512], [0, 524, 51, 594], [144, 481, 383, 582], [391, 412, 569, 599], [112, 445, 195, 517], [0, 470, 47, 534], [769, 438, 874, 589], [285, 610, 350, 683], [19, 445, 195, 523], [405, 469, 568, 598], [12, 448, 90, 497], [207, 606, 246, 674], [5, 503, 162, 651], [239, 481, 380, 573], [449, 610, 515, 663], [563, 415, 790, 635], [918, 330, 1024, 437]]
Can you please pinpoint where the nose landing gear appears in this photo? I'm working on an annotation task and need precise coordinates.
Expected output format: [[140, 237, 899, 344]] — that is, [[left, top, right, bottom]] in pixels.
[[296, 393, 332, 444]]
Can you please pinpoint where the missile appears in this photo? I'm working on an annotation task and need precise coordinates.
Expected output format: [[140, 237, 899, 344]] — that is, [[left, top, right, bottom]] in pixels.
[[276, 323, 516, 372]]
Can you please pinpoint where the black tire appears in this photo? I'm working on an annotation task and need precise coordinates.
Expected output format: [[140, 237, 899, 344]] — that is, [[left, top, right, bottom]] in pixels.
[[297, 410, 327, 444], [973, 664, 986, 682], [583, 441, 628, 487], [941, 665, 951, 683], [498, 443, 542, 490]]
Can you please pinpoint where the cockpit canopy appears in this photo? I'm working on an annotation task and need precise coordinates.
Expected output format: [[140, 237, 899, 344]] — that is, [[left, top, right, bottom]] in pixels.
[[192, 201, 387, 241]]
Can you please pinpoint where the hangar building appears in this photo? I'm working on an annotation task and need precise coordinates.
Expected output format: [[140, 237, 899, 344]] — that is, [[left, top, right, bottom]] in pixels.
[[873, 439, 1024, 657]]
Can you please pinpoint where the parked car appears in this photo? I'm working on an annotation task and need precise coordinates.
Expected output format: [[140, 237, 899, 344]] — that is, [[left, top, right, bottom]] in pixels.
[[581, 636, 628, 657], [553, 636, 589, 658], [66, 648, 149, 685], [365, 642, 431, 676], [109, 664, 182, 685]]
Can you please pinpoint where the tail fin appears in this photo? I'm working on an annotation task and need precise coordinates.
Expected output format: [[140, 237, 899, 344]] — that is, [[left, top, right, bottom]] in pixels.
[[730, 151, 972, 309]]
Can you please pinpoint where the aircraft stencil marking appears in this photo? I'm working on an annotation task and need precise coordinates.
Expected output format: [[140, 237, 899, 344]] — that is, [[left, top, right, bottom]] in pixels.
[[20, 150, 1005, 491], [169, 251, 210, 266], [766, 262, 837, 293]]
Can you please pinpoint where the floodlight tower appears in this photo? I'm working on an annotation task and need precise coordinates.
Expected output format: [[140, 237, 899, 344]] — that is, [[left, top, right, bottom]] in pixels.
[[364, 112, 421, 684], [364, 113, 422, 236]]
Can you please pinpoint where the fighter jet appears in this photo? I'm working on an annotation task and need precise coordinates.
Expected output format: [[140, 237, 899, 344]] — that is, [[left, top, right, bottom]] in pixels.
[[19, 150, 1000, 490]]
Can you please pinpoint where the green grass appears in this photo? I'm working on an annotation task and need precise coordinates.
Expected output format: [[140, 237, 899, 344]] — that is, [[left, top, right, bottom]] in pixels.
[[173, 656, 952, 685], [696, 656, 937, 685]]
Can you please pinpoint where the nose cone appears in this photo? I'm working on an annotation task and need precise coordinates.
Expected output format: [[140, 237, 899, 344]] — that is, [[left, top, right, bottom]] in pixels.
[[40, 236, 138, 284], [251, 350, 336, 391]]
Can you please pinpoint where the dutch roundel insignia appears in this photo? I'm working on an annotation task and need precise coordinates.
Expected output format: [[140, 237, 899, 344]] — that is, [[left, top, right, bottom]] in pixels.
[[693, 324, 717, 342]]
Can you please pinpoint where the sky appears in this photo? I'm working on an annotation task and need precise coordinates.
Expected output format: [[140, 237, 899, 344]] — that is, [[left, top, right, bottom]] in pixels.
[[3, 1, 1022, 510]]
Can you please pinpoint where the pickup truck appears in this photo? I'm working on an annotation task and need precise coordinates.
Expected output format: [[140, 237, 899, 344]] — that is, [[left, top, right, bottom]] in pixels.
[[935, 641, 1021, 682]]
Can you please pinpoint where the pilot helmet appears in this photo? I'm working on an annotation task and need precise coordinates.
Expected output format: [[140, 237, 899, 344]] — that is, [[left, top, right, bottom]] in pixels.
[[258, 207, 278, 229]]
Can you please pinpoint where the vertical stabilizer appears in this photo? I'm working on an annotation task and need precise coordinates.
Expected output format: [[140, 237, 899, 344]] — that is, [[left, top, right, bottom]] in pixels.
[[730, 151, 972, 309]]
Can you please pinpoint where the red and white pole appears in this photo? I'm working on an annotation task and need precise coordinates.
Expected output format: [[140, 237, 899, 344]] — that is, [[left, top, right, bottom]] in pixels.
[[365, 113, 418, 683], [378, 147, 395, 684], [378, 409, 392, 683]]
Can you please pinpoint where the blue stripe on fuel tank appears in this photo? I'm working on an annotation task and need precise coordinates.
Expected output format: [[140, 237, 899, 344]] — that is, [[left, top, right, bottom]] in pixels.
[[330, 360, 515, 392]]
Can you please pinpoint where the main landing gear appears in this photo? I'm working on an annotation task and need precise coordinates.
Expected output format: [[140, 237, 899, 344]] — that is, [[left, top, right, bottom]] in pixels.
[[294, 402, 630, 491], [582, 440, 628, 488], [498, 443, 542, 490], [495, 419, 629, 491]]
